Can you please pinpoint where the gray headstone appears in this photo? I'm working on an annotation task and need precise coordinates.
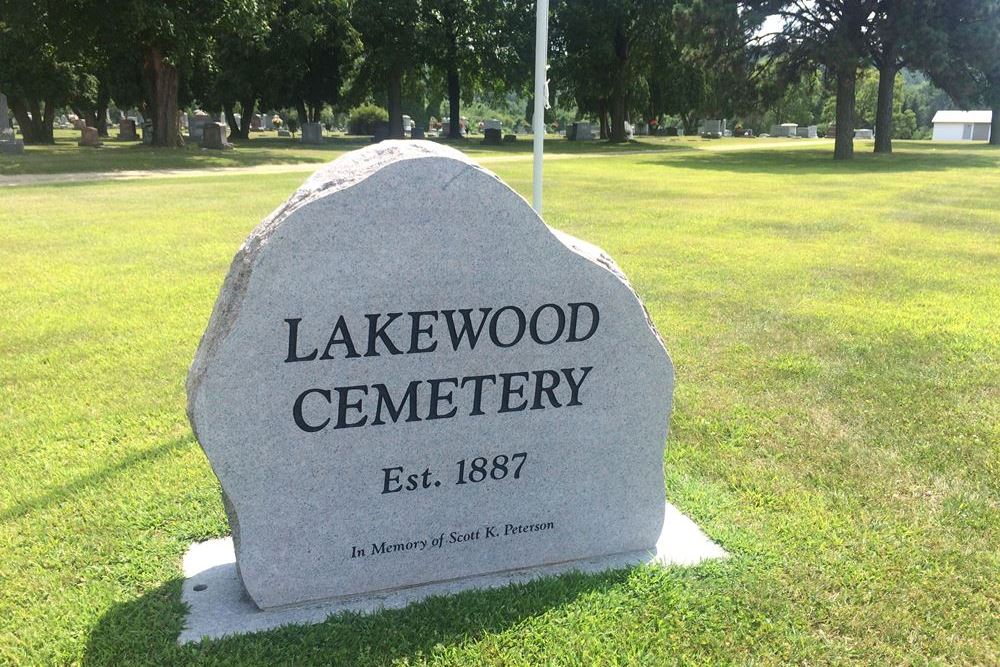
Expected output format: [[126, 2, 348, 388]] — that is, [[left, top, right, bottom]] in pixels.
[[188, 113, 212, 141], [570, 121, 593, 141], [372, 121, 390, 142], [0, 92, 9, 130], [301, 122, 323, 144], [118, 118, 138, 141], [201, 122, 232, 150], [410, 126, 425, 140], [854, 128, 873, 140], [187, 141, 675, 611], [482, 127, 502, 145]]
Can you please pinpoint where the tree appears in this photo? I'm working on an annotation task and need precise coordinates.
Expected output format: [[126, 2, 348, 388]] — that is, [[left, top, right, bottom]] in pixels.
[[557, 0, 678, 142], [0, 2, 80, 144], [353, 0, 424, 138], [921, 0, 1000, 145], [761, 0, 880, 159], [264, 0, 360, 129]]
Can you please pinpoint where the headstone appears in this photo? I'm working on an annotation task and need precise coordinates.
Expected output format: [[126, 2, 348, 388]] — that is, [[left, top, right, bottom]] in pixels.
[[78, 126, 102, 147], [118, 118, 138, 141], [769, 123, 798, 138], [503, 134, 517, 143], [186, 140, 677, 612], [854, 128, 873, 139], [251, 114, 263, 131], [484, 119, 502, 131], [73, 118, 87, 130], [142, 121, 154, 145], [372, 121, 390, 143], [0, 92, 10, 130], [411, 126, 425, 140], [277, 128, 291, 138], [796, 125, 818, 138], [201, 122, 233, 150], [264, 115, 275, 130], [188, 113, 212, 142], [301, 122, 323, 144], [482, 128, 502, 145], [0, 93, 24, 153], [700, 119, 724, 138], [569, 121, 593, 141]]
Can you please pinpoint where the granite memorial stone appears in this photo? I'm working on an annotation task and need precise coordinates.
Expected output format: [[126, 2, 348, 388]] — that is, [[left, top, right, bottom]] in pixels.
[[118, 118, 138, 141], [482, 128, 502, 145], [0, 92, 24, 154], [201, 122, 233, 150], [569, 121, 593, 141], [187, 141, 676, 611], [78, 126, 102, 147], [301, 122, 323, 144]]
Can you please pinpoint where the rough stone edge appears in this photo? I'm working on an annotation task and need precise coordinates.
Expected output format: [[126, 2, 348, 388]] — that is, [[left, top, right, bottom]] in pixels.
[[178, 502, 727, 645]]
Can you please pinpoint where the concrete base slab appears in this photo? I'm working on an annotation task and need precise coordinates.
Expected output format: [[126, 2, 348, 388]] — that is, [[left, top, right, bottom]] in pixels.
[[179, 502, 726, 644]]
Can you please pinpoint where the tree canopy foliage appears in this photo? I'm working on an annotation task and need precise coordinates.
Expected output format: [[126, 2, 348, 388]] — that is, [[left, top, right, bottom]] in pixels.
[[0, 0, 994, 155]]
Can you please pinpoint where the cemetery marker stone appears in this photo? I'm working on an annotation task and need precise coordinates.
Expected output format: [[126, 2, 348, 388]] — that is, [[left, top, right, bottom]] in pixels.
[[187, 140, 677, 612]]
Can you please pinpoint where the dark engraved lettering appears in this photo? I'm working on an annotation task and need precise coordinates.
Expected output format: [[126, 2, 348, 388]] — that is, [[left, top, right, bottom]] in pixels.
[[528, 303, 567, 345], [319, 315, 361, 359], [530, 369, 562, 410], [441, 308, 492, 350], [488, 306, 527, 348], [427, 377, 459, 420], [371, 381, 422, 425], [293, 388, 331, 432], [382, 466, 404, 494], [285, 318, 318, 362], [364, 312, 404, 357], [334, 385, 369, 428], [460, 374, 498, 416], [567, 302, 600, 342], [498, 371, 530, 412], [407, 311, 439, 354], [562, 366, 593, 406]]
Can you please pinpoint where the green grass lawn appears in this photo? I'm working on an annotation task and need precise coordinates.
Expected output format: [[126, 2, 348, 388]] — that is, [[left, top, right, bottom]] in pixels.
[[1, 141, 998, 665]]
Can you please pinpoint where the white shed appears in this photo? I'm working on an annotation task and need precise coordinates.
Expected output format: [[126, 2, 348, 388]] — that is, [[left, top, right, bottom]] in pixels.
[[931, 110, 992, 141]]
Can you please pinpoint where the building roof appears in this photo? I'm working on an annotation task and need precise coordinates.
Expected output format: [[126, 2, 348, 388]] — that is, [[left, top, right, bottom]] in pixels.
[[932, 110, 992, 124]]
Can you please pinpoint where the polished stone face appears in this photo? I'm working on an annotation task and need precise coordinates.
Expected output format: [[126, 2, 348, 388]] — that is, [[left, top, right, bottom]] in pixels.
[[187, 141, 675, 610]]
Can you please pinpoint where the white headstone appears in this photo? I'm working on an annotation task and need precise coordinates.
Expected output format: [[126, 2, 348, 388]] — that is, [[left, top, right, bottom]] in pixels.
[[187, 141, 675, 611]]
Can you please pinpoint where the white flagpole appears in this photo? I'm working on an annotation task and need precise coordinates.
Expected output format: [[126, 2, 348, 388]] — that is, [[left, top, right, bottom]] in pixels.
[[532, 0, 550, 214]]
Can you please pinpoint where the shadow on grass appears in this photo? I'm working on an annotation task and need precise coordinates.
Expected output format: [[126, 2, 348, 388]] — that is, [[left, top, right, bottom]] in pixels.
[[83, 566, 641, 665], [0, 436, 193, 522], [653, 142, 999, 175]]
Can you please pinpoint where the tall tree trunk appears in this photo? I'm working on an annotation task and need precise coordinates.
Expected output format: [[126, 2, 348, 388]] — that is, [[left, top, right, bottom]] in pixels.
[[609, 73, 627, 142], [874, 42, 897, 154], [598, 99, 608, 139], [239, 96, 254, 139], [11, 97, 53, 144], [990, 84, 999, 146], [609, 29, 629, 143], [681, 112, 697, 135], [834, 66, 857, 160], [446, 33, 461, 139], [388, 63, 404, 139], [224, 102, 240, 140], [142, 46, 182, 147], [295, 100, 308, 130], [96, 82, 110, 137]]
